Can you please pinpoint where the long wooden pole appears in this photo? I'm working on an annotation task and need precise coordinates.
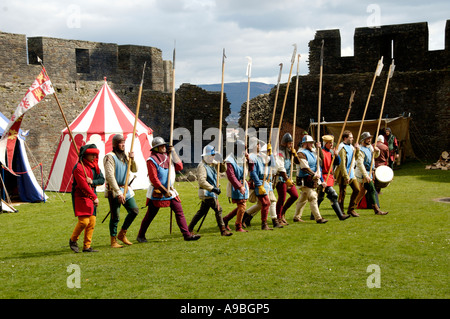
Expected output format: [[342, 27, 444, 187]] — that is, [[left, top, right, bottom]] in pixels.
[[273, 44, 297, 154], [263, 63, 283, 182], [38, 59, 88, 180], [323, 90, 355, 185], [348, 56, 384, 174], [369, 59, 395, 178], [123, 62, 146, 199], [243, 56, 252, 181], [216, 49, 226, 187], [289, 54, 300, 179], [168, 45, 176, 234], [316, 40, 324, 147]]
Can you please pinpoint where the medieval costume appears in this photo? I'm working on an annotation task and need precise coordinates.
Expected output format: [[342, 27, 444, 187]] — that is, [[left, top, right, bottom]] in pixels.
[[104, 134, 139, 248], [293, 135, 328, 224], [223, 139, 251, 232], [69, 144, 104, 253], [335, 130, 361, 217], [274, 133, 299, 225], [317, 135, 350, 220], [382, 127, 399, 169], [188, 145, 232, 236], [354, 132, 388, 215], [137, 137, 200, 241]]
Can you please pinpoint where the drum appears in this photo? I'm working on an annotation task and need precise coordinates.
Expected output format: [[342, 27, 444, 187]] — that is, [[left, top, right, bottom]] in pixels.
[[374, 165, 394, 189]]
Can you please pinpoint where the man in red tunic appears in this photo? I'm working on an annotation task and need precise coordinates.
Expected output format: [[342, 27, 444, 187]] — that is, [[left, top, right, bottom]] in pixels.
[[69, 144, 104, 253], [317, 135, 350, 220], [137, 137, 200, 242]]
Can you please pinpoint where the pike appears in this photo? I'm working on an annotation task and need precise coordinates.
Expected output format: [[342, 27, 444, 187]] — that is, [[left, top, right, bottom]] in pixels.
[[289, 54, 301, 179], [349, 56, 384, 174], [243, 56, 252, 182], [274, 44, 297, 154], [197, 49, 226, 234], [102, 63, 146, 223], [369, 59, 395, 177], [123, 62, 146, 201], [169, 43, 176, 234], [316, 39, 324, 154], [263, 62, 283, 181], [323, 90, 355, 186]]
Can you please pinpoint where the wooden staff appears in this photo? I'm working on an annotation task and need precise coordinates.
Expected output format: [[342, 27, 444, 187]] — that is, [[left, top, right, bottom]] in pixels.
[[263, 63, 283, 181], [289, 54, 301, 179], [243, 56, 252, 181], [123, 62, 146, 199], [316, 40, 324, 147], [216, 49, 226, 187], [273, 44, 297, 154], [349, 57, 384, 174], [323, 90, 355, 186], [369, 59, 395, 177], [168, 45, 176, 234]]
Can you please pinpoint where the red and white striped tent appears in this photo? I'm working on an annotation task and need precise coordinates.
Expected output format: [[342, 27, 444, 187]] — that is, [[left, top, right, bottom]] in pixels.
[[46, 79, 153, 192]]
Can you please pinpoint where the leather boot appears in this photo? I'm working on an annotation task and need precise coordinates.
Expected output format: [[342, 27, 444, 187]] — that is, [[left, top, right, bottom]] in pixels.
[[347, 210, 360, 217], [316, 218, 328, 224], [272, 218, 283, 228], [69, 239, 79, 253], [261, 221, 273, 230], [118, 229, 133, 245], [235, 223, 248, 232], [331, 201, 350, 220], [220, 225, 233, 236], [242, 212, 253, 228], [110, 236, 123, 248], [281, 214, 289, 225], [184, 234, 201, 241], [372, 204, 388, 215]]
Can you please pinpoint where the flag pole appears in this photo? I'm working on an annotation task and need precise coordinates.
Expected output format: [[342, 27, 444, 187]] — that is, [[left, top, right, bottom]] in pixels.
[[37, 57, 88, 179], [289, 54, 301, 180], [369, 59, 395, 178], [123, 62, 146, 199], [168, 44, 176, 234]]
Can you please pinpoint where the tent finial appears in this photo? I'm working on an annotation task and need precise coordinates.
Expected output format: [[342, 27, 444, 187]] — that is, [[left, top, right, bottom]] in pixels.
[[104, 77, 107, 82]]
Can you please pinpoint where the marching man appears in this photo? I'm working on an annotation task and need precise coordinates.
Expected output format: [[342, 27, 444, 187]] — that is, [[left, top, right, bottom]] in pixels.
[[188, 145, 232, 236], [137, 137, 201, 241], [293, 135, 328, 224]]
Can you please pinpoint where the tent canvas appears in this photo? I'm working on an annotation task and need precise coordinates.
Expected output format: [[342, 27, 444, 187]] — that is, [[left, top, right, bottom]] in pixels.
[[309, 116, 414, 163], [0, 111, 47, 203], [45, 79, 153, 193]]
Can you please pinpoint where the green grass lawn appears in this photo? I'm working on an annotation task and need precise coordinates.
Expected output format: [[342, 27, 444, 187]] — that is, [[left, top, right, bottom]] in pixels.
[[0, 160, 448, 299]]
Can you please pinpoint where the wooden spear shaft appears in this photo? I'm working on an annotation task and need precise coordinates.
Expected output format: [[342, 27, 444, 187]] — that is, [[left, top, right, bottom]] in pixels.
[[369, 60, 395, 178], [323, 90, 355, 186], [243, 56, 252, 181], [263, 63, 283, 182], [168, 46, 176, 234], [216, 49, 226, 187], [316, 40, 324, 146], [123, 62, 146, 199], [273, 44, 297, 154], [349, 57, 384, 174], [289, 54, 300, 179]]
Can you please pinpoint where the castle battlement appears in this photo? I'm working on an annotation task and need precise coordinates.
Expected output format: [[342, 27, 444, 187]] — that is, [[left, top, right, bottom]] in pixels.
[[0, 31, 172, 92], [308, 20, 449, 74]]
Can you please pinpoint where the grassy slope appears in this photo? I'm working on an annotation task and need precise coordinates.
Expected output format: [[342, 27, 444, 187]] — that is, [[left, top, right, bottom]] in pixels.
[[0, 161, 448, 299]]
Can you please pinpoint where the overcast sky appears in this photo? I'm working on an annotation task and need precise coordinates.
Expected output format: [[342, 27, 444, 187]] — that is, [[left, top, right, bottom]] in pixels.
[[0, 1, 448, 87]]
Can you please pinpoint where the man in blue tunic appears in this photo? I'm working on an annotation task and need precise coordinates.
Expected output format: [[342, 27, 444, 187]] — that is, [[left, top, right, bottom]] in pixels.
[[104, 134, 139, 248]]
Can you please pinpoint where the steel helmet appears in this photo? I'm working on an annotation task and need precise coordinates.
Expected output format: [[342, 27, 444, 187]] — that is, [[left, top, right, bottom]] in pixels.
[[202, 145, 216, 157], [151, 137, 167, 149], [301, 135, 314, 144]]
